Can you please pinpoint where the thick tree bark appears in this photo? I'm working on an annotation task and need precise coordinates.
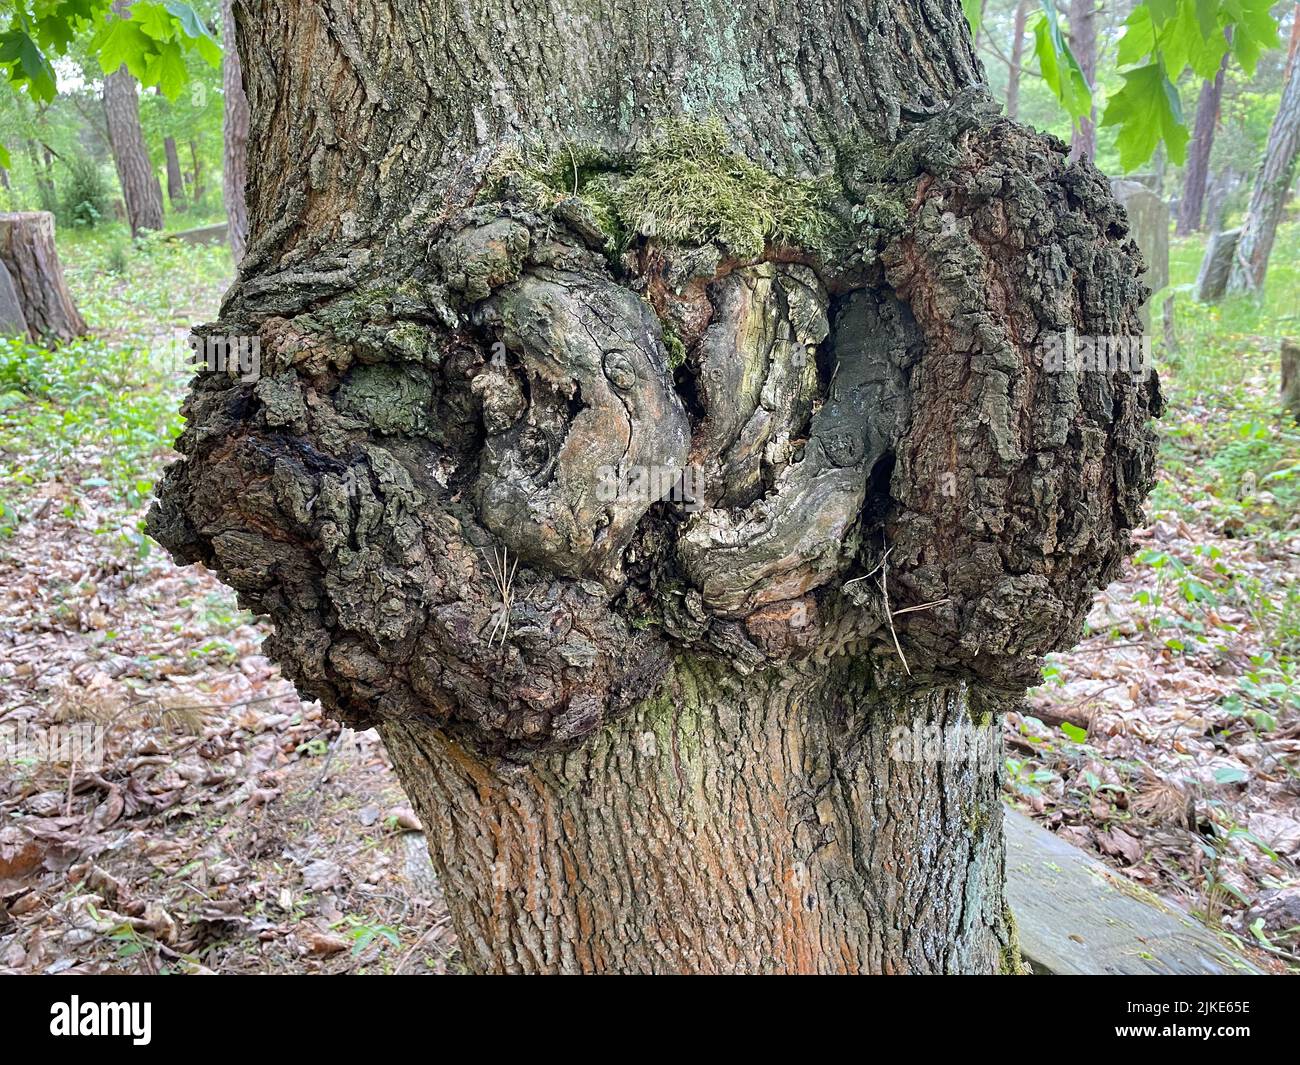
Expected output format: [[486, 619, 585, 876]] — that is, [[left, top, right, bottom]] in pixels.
[[164, 136, 188, 211], [1176, 51, 1230, 237], [1005, 0, 1031, 122], [383, 660, 1014, 973], [221, 0, 250, 263], [1229, 52, 1300, 293], [104, 68, 164, 235], [1068, 0, 1098, 162], [150, 0, 1160, 974], [0, 211, 89, 344]]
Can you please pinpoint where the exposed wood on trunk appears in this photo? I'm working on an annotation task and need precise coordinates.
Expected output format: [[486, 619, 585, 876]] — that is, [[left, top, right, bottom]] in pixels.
[[0, 211, 89, 344]]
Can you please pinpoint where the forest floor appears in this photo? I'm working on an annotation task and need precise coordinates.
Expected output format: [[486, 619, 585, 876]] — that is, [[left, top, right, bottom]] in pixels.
[[0, 219, 1296, 975]]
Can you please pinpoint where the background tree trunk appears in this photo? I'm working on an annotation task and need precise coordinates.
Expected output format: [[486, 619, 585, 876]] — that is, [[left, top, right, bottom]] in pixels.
[[1068, 0, 1098, 162], [150, 0, 1159, 974], [25, 140, 56, 214], [1176, 50, 1230, 236], [189, 139, 205, 204], [164, 136, 188, 211], [104, 68, 164, 235], [1229, 52, 1300, 293], [0, 211, 89, 344], [221, 0, 250, 263], [1005, 0, 1031, 122], [1282, 338, 1300, 422]]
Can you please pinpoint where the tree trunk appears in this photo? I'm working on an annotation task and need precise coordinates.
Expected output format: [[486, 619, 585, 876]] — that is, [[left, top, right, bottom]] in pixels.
[[164, 136, 188, 211], [382, 660, 1015, 973], [189, 139, 205, 203], [1068, 0, 1098, 162], [1228, 51, 1300, 293], [1176, 50, 1229, 237], [1005, 0, 1031, 122], [149, 0, 1160, 974], [1287, 2, 1300, 83], [221, 0, 250, 263], [0, 211, 89, 344], [25, 140, 56, 213], [104, 68, 164, 235], [1282, 338, 1300, 422]]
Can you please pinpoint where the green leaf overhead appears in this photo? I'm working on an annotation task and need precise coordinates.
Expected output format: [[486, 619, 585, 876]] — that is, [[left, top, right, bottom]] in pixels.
[[0, 0, 220, 100], [1033, 0, 1093, 122], [1039, 0, 1281, 171], [1100, 62, 1190, 170], [0, 28, 59, 101]]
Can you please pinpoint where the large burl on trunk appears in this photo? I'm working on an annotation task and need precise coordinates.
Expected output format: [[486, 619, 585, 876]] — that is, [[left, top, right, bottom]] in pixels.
[[149, 0, 1162, 973]]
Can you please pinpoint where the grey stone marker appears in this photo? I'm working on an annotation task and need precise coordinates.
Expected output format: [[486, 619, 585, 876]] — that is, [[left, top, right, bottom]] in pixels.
[[1110, 179, 1170, 332], [1194, 227, 1241, 303], [0, 263, 28, 338], [1004, 808, 1262, 974], [165, 222, 229, 247]]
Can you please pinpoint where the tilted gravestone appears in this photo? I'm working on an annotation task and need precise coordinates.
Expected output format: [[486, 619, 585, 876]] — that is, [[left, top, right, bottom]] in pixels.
[[0, 263, 28, 338], [1110, 179, 1170, 332], [1194, 227, 1241, 303]]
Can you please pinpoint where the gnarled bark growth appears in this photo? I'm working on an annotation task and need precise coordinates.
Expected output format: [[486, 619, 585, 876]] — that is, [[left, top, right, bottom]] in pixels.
[[149, 0, 1161, 974]]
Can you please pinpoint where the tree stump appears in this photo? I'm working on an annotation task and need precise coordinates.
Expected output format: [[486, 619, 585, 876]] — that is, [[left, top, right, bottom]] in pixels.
[[0, 258, 29, 338], [1283, 339, 1300, 423], [0, 212, 88, 345]]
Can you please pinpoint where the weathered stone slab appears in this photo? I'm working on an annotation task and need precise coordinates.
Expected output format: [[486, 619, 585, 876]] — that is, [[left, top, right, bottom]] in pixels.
[[1004, 807, 1260, 975], [166, 221, 228, 246], [0, 263, 28, 337], [1111, 179, 1170, 331], [1195, 227, 1242, 303]]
